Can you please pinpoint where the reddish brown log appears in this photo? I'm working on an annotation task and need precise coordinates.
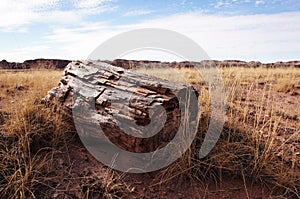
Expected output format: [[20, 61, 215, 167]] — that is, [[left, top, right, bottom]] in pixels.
[[45, 60, 199, 153]]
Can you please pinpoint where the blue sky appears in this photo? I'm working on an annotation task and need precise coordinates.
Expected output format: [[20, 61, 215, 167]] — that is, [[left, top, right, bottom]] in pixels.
[[0, 0, 299, 62]]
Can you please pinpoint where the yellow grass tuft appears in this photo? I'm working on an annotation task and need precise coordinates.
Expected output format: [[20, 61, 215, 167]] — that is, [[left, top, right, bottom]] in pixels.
[[136, 66, 300, 197]]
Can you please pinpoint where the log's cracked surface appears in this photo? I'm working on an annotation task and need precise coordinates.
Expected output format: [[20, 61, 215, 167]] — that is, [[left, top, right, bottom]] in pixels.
[[45, 60, 199, 153]]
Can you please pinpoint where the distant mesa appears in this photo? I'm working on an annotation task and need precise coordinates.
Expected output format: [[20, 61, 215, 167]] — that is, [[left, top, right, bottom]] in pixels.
[[0, 58, 299, 70], [0, 59, 71, 70], [105, 59, 300, 69]]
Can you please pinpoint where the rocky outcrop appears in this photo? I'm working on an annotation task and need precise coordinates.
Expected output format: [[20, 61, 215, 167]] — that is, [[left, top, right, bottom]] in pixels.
[[105, 59, 300, 69], [0, 59, 71, 70], [1, 58, 299, 70], [44, 60, 198, 153]]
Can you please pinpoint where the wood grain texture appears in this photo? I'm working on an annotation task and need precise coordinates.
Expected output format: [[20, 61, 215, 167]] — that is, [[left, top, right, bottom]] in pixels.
[[45, 60, 199, 153]]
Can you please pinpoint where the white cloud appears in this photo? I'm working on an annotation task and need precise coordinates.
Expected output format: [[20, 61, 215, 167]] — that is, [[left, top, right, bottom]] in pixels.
[[0, 0, 60, 28], [0, 45, 53, 61], [214, 0, 246, 8], [0, 0, 116, 31], [137, 12, 300, 62], [214, 0, 268, 8], [214, 0, 232, 8], [75, 0, 108, 9], [181, 0, 187, 5], [2, 7, 299, 62], [15, 45, 51, 54], [0, 0, 59, 10], [123, 9, 153, 17], [37, 11, 300, 62], [73, 0, 117, 15], [255, 0, 265, 5]]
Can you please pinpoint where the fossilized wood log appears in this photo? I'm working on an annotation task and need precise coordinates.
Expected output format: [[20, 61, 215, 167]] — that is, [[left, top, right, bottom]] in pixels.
[[45, 60, 199, 153]]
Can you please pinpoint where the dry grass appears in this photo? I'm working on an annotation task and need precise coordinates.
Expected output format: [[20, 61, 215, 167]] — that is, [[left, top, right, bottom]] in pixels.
[[0, 67, 299, 198], [0, 70, 67, 198], [0, 70, 130, 199], [136, 66, 300, 197]]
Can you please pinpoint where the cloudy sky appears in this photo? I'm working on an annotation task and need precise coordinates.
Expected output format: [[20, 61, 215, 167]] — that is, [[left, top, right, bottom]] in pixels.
[[0, 0, 299, 62]]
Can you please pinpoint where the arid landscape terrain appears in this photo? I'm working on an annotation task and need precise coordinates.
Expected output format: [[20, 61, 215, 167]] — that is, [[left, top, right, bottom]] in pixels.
[[0, 59, 299, 199]]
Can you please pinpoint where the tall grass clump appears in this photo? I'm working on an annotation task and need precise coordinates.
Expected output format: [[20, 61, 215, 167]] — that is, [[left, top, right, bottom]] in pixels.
[[136, 66, 300, 197], [0, 70, 73, 198], [0, 70, 132, 198]]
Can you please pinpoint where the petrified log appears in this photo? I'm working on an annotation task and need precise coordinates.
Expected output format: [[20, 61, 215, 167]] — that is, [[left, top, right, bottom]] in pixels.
[[45, 60, 199, 154]]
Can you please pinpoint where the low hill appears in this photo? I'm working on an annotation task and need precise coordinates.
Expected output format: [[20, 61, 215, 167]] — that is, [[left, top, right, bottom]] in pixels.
[[1, 58, 299, 70], [0, 59, 71, 70]]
